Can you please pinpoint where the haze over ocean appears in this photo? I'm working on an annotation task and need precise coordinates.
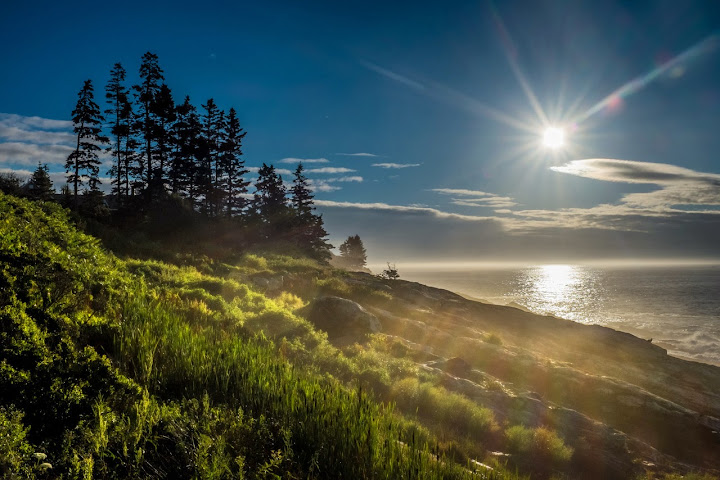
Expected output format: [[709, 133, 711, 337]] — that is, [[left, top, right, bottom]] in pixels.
[[398, 264, 720, 365]]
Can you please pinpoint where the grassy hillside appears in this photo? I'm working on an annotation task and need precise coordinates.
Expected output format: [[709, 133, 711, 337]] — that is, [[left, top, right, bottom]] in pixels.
[[2, 192, 716, 480], [0, 192, 519, 478]]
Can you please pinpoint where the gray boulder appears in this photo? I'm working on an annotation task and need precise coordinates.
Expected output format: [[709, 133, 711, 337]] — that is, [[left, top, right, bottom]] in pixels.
[[250, 274, 284, 293], [307, 296, 381, 341]]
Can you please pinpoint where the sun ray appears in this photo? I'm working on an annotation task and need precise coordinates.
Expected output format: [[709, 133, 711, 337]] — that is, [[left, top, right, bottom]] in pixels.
[[361, 60, 540, 133], [488, 1, 550, 126], [574, 33, 719, 124]]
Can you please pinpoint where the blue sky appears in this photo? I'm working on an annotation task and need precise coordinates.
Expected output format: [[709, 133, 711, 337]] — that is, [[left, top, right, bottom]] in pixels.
[[2, 0, 720, 264]]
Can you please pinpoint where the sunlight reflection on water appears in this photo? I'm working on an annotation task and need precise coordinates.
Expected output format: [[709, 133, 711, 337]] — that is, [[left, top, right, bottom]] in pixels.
[[399, 264, 720, 364], [515, 265, 605, 323]]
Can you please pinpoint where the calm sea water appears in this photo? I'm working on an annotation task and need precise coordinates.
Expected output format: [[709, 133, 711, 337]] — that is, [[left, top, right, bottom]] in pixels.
[[398, 264, 720, 365]]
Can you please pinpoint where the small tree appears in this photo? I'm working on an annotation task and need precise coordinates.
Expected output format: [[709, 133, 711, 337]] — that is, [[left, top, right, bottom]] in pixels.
[[0, 172, 22, 196], [28, 162, 54, 200], [380, 262, 400, 280], [338, 234, 367, 269]]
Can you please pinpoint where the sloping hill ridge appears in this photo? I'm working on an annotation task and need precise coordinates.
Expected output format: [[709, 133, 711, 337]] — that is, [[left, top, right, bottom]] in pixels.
[[324, 272, 720, 477], [1, 191, 718, 479]]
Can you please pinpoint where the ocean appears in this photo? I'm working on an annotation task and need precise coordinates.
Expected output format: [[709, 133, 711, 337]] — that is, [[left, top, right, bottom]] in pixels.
[[396, 264, 720, 365]]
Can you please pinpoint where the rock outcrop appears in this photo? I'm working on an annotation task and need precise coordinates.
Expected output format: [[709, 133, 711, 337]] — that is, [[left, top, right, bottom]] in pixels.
[[307, 295, 381, 343], [328, 271, 720, 477]]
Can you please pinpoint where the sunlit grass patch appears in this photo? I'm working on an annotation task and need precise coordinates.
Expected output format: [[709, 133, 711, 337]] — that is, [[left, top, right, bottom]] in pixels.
[[505, 425, 573, 466], [391, 377, 498, 440]]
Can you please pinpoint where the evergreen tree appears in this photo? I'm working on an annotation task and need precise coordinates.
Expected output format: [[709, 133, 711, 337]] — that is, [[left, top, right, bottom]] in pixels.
[[200, 98, 224, 216], [28, 162, 54, 200], [60, 184, 72, 206], [105, 62, 132, 200], [252, 163, 289, 238], [133, 52, 164, 189], [338, 235, 367, 269], [171, 96, 202, 204], [0, 172, 22, 196], [65, 79, 108, 208], [290, 163, 331, 260], [219, 107, 249, 216], [152, 83, 176, 189]]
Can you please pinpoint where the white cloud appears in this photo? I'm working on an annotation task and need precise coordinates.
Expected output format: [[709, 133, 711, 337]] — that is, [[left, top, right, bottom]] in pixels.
[[326, 176, 363, 183], [0, 113, 75, 151], [431, 188, 493, 197], [432, 187, 517, 208], [279, 157, 330, 164], [0, 125, 75, 145], [336, 152, 379, 157], [372, 163, 421, 169], [550, 158, 720, 185], [0, 142, 74, 165], [307, 167, 356, 174], [552, 158, 720, 211], [0, 113, 72, 131], [308, 180, 342, 192], [314, 199, 494, 221], [451, 196, 518, 208]]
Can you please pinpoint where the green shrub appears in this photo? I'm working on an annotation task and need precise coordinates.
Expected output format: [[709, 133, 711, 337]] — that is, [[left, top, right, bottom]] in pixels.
[[0, 407, 38, 479], [506, 425, 573, 466]]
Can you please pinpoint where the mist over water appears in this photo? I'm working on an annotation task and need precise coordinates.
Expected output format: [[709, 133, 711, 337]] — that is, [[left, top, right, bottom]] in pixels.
[[398, 264, 720, 365]]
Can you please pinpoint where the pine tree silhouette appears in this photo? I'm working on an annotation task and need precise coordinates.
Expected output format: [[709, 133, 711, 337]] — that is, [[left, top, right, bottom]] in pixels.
[[133, 52, 164, 190], [28, 162, 54, 201], [66, 79, 108, 209], [339, 235, 367, 269], [220, 108, 249, 217], [105, 63, 132, 200], [253, 163, 289, 239], [290, 163, 332, 259]]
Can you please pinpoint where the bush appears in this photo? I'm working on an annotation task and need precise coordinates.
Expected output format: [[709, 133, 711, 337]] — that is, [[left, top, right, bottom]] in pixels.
[[506, 425, 573, 466], [0, 407, 38, 478]]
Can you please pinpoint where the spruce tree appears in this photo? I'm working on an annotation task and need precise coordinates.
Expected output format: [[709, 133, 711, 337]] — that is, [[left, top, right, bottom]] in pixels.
[[338, 235, 368, 269], [171, 96, 202, 204], [200, 98, 224, 216], [105, 62, 132, 200], [219, 108, 249, 216], [28, 162, 54, 201], [290, 163, 331, 259], [133, 52, 164, 189], [253, 163, 289, 238], [65, 79, 108, 208], [152, 83, 176, 189]]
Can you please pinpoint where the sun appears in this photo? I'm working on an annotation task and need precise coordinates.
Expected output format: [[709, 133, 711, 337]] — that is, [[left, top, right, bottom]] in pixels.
[[542, 127, 565, 149]]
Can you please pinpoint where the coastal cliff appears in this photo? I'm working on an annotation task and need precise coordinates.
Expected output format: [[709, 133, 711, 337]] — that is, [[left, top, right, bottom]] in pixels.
[[310, 272, 720, 478], [1, 192, 718, 479]]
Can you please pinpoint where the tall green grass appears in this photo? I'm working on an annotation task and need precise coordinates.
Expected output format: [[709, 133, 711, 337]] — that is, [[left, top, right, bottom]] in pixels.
[[0, 192, 523, 478]]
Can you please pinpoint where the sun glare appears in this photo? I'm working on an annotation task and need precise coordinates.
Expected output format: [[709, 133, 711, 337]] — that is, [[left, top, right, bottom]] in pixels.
[[542, 127, 565, 149]]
